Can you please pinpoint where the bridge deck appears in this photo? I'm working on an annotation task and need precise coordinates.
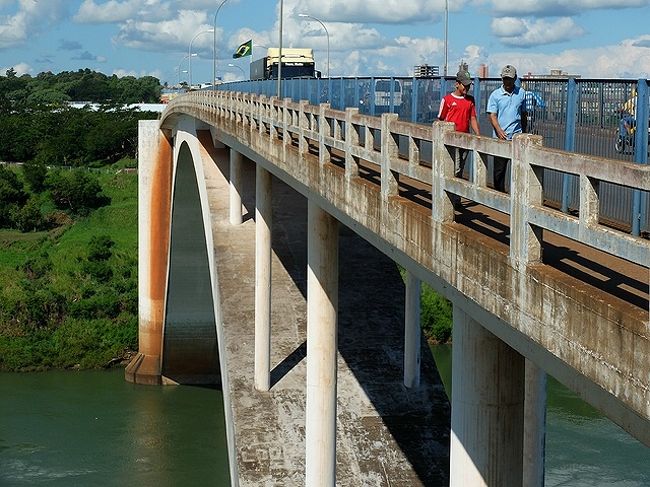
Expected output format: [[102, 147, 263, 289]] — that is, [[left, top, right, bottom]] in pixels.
[[202, 144, 451, 485], [347, 157, 649, 311]]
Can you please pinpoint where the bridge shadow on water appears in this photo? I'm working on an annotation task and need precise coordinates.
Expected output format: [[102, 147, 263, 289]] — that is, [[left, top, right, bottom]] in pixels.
[[233, 156, 451, 485]]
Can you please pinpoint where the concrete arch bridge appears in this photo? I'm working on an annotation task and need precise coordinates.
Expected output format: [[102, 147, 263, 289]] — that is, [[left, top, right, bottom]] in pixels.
[[125, 90, 649, 486]]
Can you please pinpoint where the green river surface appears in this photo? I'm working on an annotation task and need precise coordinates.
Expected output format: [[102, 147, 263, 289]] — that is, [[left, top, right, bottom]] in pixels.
[[0, 345, 648, 486]]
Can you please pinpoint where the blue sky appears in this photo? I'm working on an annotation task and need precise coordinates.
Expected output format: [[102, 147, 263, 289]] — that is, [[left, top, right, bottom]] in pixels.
[[1, 0, 649, 84]]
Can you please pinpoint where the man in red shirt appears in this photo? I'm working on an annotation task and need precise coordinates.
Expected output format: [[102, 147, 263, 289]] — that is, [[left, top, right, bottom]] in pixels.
[[438, 70, 480, 203]]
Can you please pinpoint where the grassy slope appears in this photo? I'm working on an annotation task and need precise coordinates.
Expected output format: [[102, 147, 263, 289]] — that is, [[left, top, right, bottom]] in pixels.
[[0, 169, 138, 371]]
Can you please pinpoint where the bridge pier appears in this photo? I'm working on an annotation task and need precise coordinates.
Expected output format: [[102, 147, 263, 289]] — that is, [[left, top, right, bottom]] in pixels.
[[305, 201, 339, 487], [404, 270, 421, 388], [524, 360, 547, 487], [450, 304, 525, 486], [229, 148, 243, 225], [125, 120, 172, 385], [255, 165, 272, 391]]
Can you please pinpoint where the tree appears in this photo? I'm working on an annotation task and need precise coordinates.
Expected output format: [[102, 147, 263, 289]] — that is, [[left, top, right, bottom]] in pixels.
[[47, 170, 110, 215], [13, 197, 48, 232], [0, 165, 27, 206], [23, 161, 48, 192]]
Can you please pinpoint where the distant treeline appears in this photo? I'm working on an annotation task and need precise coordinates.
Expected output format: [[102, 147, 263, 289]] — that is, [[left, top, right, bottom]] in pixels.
[[0, 106, 158, 167], [0, 68, 161, 167], [0, 68, 161, 108]]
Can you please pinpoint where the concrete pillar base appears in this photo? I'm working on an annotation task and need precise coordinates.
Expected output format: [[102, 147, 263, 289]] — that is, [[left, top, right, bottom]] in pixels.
[[124, 352, 162, 385]]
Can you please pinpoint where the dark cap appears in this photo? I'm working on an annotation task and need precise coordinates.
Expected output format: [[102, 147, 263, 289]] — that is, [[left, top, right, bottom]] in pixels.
[[456, 70, 472, 86], [500, 64, 517, 78]]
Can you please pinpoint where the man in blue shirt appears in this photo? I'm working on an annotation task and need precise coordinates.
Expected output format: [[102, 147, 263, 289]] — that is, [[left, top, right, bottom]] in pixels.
[[487, 65, 528, 192]]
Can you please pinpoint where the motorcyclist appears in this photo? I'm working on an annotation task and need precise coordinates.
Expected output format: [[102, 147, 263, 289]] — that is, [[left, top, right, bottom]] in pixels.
[[619, 89, 637, 139]]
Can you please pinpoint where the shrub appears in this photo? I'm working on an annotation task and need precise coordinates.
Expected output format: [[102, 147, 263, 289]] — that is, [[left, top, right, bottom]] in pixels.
[[88, 235, 114, 261], [22, 160, 47, 193], [420, 285, 453, 343], [13, 197, 50, 232], [46, 170, 111, 215]]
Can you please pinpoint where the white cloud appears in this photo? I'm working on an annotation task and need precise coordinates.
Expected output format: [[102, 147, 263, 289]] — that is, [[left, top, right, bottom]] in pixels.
[[113, 67, 163, 78], [0, 0, 67, 49], [490, 0, 650, 16], [487, 35, 650, 77], [492, 17, 584, 47], [74, 0, 173, 24], [75, 0, 138, 23], [73, 0, 243, 24], [1, 61, 31, 75], [292, 0, 458, 24], [112, 10, 218, 53]]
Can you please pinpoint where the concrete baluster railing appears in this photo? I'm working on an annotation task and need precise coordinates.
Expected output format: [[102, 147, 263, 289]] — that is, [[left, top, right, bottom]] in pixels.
[[431, 122, 457, 223], [510, 134, 544, 270], [344, 108, 360, 181], [318, 103, 332, 166], [380, 113, 399, 199]]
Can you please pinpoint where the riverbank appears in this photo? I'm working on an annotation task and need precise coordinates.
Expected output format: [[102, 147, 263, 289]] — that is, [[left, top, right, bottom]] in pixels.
[[0, 168, 138, 372]]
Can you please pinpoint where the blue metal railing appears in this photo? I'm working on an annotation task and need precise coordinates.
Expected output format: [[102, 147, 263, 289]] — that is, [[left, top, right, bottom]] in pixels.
[[213, 76, 650, 235]]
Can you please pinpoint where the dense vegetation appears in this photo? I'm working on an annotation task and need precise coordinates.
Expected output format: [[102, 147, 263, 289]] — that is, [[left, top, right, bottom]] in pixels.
[[0, 68, 159, 167], [0, 69, 157, 370], [0, 165, 138, 371], [398, 268, 453, 344], [420, 284, 453, 343], [0, 68, 161, 108]]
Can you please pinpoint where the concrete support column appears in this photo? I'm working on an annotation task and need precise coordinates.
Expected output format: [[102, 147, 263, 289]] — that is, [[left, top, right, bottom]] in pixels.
[[305, 201, 339, 487], [254, 165, 272, 392], [229, 149, 243, 225], [125, 120, 172, 385], [523, 360, 547, 487], [404, 271, 421, 388], [450, 304, 525, 487]]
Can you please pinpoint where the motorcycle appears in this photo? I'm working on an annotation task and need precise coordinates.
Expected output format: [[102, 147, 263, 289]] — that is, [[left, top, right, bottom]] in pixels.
[[614, 125, 635, 153], [614, 115, 650, 155]]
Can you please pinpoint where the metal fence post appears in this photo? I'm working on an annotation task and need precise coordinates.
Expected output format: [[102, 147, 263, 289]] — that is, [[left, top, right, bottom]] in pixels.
[[317, 77, 321, 104], [440, 77, 448, 103], [340, 77, 344, 110], [562, 77, 578, 213], [411, 77, 418, 123], [389, 76, 395, 114], [354, 77, 360, 109], [473, 76, 481, 116], [370, 77, 376, 116], [328, 77, 333, 104], [632, 79, 649, 236]]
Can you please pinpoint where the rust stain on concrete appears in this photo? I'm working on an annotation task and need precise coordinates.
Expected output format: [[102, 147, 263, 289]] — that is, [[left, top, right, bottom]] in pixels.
[[149, 135, 172, 302], [145, 134, 172, 358]]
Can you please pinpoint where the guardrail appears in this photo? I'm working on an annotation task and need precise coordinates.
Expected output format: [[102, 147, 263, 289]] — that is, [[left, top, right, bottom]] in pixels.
[[214, 76, 650, 236], [169, 90, 649, 267]]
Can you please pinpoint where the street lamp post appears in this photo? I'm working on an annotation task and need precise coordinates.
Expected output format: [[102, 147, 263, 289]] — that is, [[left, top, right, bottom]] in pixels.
[[189, 29, 214, 89], [277, 0, 284, 98], [213, 0, 231, 90], [444, 0, 449, 77], [298, 13, 329, 79], [228, 63, 246, 79], [177, 53, 197, 86], [177, 68, 188, 85]]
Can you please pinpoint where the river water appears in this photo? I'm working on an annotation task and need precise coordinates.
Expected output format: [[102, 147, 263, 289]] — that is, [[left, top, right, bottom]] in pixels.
[[0, 370, 230, 486], [431, 344, 650, 487], [1, 352, 648, 486]]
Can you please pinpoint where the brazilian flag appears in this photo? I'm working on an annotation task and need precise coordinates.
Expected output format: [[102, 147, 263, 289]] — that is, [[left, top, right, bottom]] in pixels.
[[232, 40, 252, 59]]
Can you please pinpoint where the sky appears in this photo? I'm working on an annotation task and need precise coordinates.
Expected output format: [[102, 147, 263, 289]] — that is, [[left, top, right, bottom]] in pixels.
[[0, 0, 649, 85]]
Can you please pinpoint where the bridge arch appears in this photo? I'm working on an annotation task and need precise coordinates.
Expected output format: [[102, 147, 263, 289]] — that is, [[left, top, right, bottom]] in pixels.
[[162, 135, 220, 384]]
